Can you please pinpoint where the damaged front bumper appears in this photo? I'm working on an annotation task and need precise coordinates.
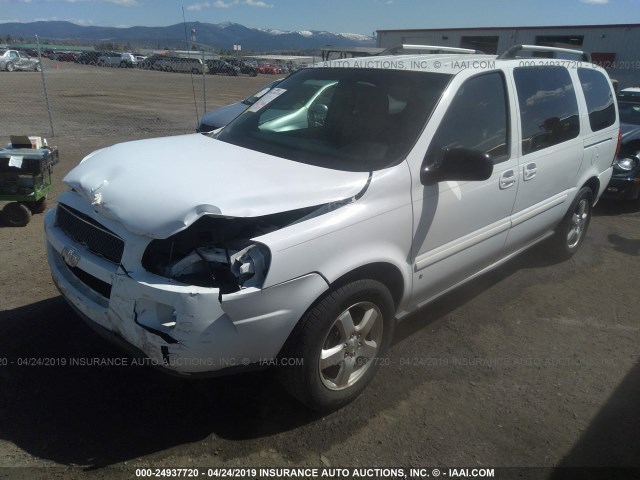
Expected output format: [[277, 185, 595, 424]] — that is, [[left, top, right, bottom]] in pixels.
[[45, 207, 329, 375]]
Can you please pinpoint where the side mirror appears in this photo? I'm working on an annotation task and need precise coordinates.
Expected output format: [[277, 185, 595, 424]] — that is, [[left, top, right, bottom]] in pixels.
[[421, 147, 494, 185]]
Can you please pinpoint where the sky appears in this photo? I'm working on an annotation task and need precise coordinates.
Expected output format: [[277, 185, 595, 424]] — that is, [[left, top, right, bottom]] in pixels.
[[1, 0, 640, 35]]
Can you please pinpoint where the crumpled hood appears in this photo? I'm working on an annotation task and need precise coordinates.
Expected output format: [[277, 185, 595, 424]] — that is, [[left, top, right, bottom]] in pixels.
[[64, 134, 369, 239]]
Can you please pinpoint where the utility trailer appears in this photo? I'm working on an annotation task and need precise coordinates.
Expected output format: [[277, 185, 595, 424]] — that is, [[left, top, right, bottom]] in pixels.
[[0, 146, 59, 226]]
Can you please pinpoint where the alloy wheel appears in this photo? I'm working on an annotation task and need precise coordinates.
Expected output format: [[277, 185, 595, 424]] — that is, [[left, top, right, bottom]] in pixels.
[[567, 198, 589, 248], [319, 301, 383, 391]]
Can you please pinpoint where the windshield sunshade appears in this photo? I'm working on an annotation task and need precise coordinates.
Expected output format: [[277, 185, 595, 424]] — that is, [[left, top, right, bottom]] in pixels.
[[217, 68, 452, 172]]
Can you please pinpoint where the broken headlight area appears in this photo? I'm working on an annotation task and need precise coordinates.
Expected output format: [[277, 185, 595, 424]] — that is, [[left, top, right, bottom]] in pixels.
[[142, 207, 316, 291], [161, 243, 269, 292]]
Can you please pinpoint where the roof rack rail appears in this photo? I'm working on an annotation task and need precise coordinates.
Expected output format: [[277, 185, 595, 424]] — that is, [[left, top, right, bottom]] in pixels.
[[497, 44, 590, 62], [380, 44, 483, 56]]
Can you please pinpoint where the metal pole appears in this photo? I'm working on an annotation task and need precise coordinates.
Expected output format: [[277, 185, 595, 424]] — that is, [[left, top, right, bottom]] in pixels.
[[36, 35, 55, 137], [182, 7, 199, 129], [202, 49, 207, 113]]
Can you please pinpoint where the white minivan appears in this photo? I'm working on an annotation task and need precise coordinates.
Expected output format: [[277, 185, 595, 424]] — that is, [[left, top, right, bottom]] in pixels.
[[45, 45, 619, 411]]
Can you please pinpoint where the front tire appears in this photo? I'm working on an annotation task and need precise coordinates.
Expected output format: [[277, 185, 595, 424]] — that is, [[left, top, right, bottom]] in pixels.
[[279, 279, 395, 412], [550, 186, 593, 260]]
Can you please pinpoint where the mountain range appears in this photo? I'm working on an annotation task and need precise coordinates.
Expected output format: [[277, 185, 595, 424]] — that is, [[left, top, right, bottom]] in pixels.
[[0, 21, 375, 51]]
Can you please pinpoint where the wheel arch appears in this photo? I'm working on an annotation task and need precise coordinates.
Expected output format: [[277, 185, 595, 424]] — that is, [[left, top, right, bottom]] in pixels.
[[582, 176, 600, 199], [328, 262, 405, 311], [573, 169, 602, 208], [556, 178, 598, 230], [277, 260, 406, 361]]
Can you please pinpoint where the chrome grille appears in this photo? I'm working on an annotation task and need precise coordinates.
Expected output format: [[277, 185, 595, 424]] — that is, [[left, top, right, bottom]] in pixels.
[[56, 204, 124, 264]]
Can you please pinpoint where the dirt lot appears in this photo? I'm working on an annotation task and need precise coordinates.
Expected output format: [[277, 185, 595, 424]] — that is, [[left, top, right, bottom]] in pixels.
[[0, 59, 271, 137], [0, 64, 639, 480]]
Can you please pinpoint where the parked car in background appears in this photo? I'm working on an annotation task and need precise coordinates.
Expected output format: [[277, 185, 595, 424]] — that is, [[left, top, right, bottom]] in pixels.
[[224, 58, 257, 76], [154, 56, 205, 74], [206, 59, 240, 76], [53, 51, 79, 62], [197, 78, 283, 132], [18, 48, 39, 58], [603, 99, 640, 203], [0, 49, 41, 72], [257, 63, 281, 74], [97, 52, 137, 68], [138, 54, 166, 70], [617, 87, 640, 103], [76, 51, 102, 65]]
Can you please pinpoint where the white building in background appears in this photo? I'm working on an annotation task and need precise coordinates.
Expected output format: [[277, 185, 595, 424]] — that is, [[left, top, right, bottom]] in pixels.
[[376, 24, 640, 88]]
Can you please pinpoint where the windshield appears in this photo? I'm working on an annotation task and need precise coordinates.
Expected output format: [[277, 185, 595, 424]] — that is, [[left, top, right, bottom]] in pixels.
[[217, 68, 452, 171]]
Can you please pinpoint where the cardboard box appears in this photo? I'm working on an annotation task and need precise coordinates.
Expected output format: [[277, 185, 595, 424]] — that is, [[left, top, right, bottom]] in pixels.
[[10, 135, 44, 149]]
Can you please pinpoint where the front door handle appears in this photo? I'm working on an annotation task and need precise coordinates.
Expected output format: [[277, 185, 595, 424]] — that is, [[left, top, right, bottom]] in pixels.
[[523, 162, 537, 181], [499, 169, 516, 189]]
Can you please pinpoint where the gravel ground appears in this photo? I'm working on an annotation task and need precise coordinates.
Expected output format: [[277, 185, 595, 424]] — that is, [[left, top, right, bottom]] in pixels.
[[0, 63, 639, 480]]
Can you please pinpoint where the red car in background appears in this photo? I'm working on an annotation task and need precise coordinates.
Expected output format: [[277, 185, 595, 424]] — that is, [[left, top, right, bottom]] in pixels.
[[256, 63, 281, 74]]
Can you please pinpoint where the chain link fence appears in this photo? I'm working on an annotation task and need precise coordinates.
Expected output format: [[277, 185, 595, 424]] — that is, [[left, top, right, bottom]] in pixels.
[[0, 55, 277, 142]]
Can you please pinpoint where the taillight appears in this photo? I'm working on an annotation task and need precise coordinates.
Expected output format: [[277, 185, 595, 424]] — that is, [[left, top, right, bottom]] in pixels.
[[613, 129, 623, 163]]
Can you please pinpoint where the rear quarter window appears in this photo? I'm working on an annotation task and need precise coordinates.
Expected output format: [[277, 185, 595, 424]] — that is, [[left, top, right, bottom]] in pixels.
[[514, 66, 580, 155], [577, 68, 616, 132]]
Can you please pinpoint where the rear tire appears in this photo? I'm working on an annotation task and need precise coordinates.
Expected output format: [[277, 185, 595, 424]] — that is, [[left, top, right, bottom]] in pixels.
[[2, 202, 31, 227], [6, 62, 15, 72], [549, 186, 593, 260], [278, 279, 395, 412]]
